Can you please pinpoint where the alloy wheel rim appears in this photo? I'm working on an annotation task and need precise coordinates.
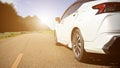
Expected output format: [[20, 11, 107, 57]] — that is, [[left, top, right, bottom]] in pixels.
[[72, 32, 82, 58]]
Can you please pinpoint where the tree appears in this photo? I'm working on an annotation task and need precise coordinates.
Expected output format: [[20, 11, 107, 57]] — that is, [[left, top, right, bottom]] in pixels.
[[0, 2, 49, 32]]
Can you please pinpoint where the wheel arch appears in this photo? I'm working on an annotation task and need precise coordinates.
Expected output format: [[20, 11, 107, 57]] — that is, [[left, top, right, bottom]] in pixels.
[[71, 27, 79, 41], [70, 27, 84, 49], [71, 27, 84, 42]]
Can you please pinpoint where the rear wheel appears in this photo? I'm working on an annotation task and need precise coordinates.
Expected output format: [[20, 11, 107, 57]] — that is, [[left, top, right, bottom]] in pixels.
[[71, 29, 87, 62]]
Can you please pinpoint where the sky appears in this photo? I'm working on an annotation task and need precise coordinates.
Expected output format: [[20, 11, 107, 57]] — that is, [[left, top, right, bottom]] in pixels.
[[0, 0, 77, 29]]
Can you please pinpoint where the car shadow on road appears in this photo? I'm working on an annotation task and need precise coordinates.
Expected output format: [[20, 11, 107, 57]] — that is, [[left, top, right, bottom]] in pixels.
[[82, 53, 120, 68], [56, 43, 120, 68]]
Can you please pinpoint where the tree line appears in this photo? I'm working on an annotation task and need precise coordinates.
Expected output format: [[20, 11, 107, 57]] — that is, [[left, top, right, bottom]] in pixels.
[[0, 2, 49, 32]]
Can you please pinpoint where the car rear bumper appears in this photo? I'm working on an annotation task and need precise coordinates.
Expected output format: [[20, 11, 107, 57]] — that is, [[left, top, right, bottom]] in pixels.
[[103, 35, 120, 55], [85, 33, 120, 54]]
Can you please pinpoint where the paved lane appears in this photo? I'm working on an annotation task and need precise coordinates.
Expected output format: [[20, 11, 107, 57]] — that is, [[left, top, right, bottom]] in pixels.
[[0, 32, 119, 68]]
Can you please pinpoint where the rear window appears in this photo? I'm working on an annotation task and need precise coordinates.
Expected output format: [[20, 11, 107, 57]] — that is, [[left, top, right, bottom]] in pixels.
[[61, 0, 94, 19]]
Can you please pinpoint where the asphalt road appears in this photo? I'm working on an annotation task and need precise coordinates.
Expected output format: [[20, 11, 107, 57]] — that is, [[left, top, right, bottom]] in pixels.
[[0, 32, 120, 68]]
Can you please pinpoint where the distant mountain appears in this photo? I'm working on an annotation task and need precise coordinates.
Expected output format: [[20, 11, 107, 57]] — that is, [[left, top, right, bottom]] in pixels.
[[0, 2, 50, 33]]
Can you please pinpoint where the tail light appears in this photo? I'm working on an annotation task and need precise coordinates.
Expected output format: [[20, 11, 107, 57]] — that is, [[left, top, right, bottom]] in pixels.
[[92, 2, 120, 14]]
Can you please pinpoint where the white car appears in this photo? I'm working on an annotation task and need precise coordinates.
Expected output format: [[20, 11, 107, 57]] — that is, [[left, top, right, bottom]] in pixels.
[[55, 0, 120, 61]]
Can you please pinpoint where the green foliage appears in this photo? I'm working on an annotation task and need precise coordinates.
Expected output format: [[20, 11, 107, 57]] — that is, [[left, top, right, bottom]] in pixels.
[[0, 32, 24, 39]]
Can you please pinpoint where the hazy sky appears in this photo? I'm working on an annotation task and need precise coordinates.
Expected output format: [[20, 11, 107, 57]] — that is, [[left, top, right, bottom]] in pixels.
[[0, 0, 76, 18], [0, 0, 77, 29]]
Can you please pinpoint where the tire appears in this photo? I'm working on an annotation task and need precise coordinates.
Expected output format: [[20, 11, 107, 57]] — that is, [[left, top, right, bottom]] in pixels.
[[71, 29, 87, 62]]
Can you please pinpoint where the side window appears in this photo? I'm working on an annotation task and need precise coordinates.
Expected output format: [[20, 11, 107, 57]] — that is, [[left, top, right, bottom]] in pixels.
[[61, 2, 82, 20]]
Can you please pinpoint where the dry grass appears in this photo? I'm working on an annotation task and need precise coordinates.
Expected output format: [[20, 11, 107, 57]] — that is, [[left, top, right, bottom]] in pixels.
[[0, 32, 28, 39], [38, 30, 54, 34], [0, 30, 54, 39]]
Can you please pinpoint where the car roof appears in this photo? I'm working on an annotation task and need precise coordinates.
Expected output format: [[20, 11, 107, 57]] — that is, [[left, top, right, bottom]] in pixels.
[[77, 0, 94, 1], [75, 0, 94, 4], [76, 0, 95, 2]]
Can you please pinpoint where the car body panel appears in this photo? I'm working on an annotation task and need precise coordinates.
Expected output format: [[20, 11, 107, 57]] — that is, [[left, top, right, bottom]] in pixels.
[[55, 0, 120, 54]]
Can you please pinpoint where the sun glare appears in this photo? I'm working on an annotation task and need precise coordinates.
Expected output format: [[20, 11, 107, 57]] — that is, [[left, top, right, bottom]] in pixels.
[[40, 16, 50, 24], [37, 13, 55, 29], [37, 14, 52, 25], [37, 9, 55, 29]]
